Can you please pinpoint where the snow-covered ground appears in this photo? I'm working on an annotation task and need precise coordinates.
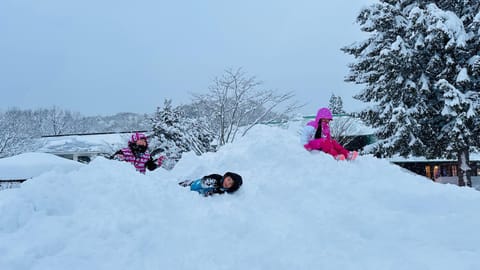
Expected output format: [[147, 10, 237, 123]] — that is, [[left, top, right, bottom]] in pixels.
[[436, 176, 480, 190], [1, 124, 479, 270], [0, 152, 84, 180]]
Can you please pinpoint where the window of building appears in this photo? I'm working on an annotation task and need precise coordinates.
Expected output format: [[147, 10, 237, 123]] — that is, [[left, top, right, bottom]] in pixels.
[[451, 165, 457, 176], [425, 165, 431, 179], [433, 165, 440, 179], [59, 154, 74, 160], [78, 156, 91, 164]]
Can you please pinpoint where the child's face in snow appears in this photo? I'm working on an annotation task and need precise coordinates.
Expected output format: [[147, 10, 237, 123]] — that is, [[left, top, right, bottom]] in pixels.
[[321, 119, 331, 123], [136, 138, 147, 146], [222, 176, 234, 189]]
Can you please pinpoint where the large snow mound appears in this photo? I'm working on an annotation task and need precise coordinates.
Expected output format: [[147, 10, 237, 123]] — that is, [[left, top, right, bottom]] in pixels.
[[1, 124, 479, 270], [0, 152, 84, 179]]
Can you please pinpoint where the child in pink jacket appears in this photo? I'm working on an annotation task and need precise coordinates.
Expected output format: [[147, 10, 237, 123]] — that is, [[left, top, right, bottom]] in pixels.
[[301, 107, 358, 160]]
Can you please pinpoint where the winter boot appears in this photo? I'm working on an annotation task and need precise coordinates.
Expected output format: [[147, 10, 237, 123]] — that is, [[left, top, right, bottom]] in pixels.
[[347, 151, 358, 161], [178, 180, 193, 187]]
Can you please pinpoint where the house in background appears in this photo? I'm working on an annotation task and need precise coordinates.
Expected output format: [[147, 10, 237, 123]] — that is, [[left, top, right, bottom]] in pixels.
[[389, 154, 480, 189], [389, 155, 480, 180], [36, 131, 149, 163], [0, 179, 25, 190]]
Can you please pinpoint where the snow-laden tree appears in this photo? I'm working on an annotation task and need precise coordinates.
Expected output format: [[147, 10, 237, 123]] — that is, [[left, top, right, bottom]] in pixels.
[[0, 106, 153, 158], [329, 116, 358, 148], [0, 107, 85, 157], [150, 100, 186, 169], [328, 94, 346, 114], [343, 0, 480, 186], [0, 109, 38, 157], [191, 68, 300, 145], [150, 100, 215, 169], [79, 113, 151, 133], [182, 117, 216, 155], [36, 106, 81, 135]]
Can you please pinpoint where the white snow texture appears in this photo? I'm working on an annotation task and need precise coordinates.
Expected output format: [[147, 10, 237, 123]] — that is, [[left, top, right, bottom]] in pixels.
[[0, 124, 479, 270]]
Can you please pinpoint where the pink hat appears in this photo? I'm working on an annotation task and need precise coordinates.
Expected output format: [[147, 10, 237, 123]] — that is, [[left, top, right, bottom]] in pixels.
[[316, 107, 333, 121], [130, 132, 147, 144], [307, 107, 333, 129]]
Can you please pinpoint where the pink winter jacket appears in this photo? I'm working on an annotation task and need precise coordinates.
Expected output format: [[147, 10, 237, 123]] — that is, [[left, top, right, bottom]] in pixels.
[[301, 108, 333, 146]]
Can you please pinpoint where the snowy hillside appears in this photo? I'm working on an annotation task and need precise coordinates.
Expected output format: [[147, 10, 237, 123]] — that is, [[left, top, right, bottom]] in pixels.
[[1, 124, 480, 270]]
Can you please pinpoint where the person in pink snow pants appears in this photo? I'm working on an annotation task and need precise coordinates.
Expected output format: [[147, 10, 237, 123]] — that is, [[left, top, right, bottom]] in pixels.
[[300, 107, 358, 160]]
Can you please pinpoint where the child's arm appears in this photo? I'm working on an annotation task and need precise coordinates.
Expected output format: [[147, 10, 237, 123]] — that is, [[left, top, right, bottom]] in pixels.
[[189, 179, 212, 196], [202, 174, 223, 181], [178, 180, 193, 187], [300, 125, 316, 145], [109, 150, 125, 160], [185, 175, 223, 196], [203, 188, 225, 197], [146, 156, 166, 171], [305, 139, 323, 151]]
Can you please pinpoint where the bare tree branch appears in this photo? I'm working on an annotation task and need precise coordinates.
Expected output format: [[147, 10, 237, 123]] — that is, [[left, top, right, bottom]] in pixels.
[[330, 115, 359, 147], [190, 68, 302, 145]]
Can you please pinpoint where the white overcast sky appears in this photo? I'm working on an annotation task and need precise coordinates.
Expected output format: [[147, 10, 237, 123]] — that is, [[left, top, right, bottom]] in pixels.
[[0, 0, 375, 116]]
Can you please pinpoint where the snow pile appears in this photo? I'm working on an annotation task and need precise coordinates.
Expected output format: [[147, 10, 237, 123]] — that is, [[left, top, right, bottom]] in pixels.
[[1, 124, 480, 270], [0, 152, 84, 180]]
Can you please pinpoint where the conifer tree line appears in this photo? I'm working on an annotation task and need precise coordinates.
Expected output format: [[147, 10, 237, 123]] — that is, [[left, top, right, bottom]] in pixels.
[[343, 0, 480, 186], [328, 94, 346, 115]]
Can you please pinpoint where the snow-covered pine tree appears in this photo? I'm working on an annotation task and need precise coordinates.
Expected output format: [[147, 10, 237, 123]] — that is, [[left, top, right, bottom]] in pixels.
[[182, 117, 216, 155], [150, 100, 186, 169], [342, 1, 429, 157], [343, 0, 480, 187], [328, 94, 346, 114], [436, 0, 480, 186], [150, 99, 215, 169]]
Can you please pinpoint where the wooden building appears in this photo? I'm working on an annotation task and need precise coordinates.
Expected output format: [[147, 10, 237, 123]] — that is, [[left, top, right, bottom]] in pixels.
[[389, 155, 480, 188]]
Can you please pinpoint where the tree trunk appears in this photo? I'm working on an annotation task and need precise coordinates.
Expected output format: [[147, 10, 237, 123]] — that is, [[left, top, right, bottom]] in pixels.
[[457, 149, 472, 187]]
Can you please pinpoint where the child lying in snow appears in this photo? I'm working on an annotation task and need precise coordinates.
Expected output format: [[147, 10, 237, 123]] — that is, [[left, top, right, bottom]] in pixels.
[[179, 172, 243, 197]]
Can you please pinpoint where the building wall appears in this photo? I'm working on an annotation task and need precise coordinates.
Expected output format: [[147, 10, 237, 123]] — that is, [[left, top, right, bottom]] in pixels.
[[0, 180, 25, 190], [393, 161, 479, 181]]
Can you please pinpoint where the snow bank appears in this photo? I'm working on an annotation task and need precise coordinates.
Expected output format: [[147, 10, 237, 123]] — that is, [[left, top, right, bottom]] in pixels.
[[0, 152, 84, 180], [1, 124, 479, 270]]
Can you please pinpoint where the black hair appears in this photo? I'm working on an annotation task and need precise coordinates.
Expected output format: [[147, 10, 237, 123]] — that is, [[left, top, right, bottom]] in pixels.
[[314, 118, 323, 139], [223, 172, 243, 193], [129, 142, 147, 157]]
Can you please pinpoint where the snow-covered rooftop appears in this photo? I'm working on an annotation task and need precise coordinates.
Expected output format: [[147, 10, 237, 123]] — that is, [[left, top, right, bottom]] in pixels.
[[36, 132, 138, 154]]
